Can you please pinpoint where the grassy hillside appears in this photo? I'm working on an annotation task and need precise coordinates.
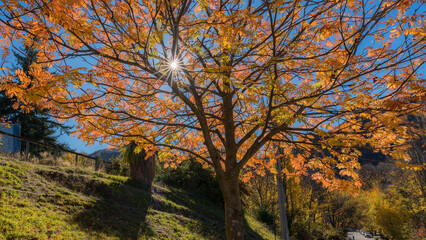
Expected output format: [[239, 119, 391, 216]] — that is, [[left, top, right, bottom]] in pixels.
[[0, 156, 275, 239]]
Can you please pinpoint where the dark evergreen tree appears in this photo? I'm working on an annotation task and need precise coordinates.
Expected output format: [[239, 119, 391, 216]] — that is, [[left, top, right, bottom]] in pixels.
[[0, 45, 70, 157]]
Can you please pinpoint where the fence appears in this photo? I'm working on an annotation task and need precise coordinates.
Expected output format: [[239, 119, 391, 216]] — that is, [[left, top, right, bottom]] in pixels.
[[0, 129, 105, 171]]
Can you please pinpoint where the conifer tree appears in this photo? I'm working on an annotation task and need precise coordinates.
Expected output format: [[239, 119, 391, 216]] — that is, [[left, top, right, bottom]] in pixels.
[[0, 45, 69, 157]]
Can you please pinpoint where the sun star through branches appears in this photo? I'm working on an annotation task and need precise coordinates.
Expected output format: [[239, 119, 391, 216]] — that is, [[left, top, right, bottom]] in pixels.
[[170, 61, 178, 70]]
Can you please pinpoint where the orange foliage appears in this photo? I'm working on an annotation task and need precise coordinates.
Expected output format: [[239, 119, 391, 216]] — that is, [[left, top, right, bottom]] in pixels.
[[0, 0, 424, 211]]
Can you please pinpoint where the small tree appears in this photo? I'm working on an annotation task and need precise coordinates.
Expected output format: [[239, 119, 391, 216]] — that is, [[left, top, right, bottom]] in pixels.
[[375, 199, 412, 240], [121, 142, 156, 189]]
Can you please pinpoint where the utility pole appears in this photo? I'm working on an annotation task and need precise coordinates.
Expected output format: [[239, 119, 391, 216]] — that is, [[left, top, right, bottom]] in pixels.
[[276, 146, 290, 240]]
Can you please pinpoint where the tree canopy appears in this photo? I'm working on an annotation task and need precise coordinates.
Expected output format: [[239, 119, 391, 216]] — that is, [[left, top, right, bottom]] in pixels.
[[0, 0, 424, 238]]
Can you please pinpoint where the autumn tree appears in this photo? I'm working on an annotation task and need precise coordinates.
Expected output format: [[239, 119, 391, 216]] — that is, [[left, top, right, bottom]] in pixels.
[[0, 0, 424, 238], [406, 112, 426, 198]]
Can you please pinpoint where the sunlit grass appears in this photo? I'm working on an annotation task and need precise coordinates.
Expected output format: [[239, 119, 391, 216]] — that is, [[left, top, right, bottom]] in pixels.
[[0, 156, 275, 239]]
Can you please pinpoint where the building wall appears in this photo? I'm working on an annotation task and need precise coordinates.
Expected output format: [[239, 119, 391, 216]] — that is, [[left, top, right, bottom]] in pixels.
[[0, 123, 21, 153]]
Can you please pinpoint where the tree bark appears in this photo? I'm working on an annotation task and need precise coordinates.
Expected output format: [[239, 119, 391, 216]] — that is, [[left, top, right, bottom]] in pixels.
[[219, 174, 245, 240], [129, 155, 156, 189], [276, 153, 290, 240]]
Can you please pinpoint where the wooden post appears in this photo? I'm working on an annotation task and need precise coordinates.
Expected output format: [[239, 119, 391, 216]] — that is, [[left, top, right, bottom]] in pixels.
[[95, 156, 100, 171], [54, 145, 58, 164], [25, 141, 30, 161], [75, 154, 78, 167]]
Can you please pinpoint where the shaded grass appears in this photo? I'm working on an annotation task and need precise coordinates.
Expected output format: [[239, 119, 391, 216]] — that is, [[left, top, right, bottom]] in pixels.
[[0, 156, 275, 239]]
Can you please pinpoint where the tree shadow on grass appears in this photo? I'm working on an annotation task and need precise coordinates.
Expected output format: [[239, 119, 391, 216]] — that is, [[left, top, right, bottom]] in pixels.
[[157, 186, 269, 240], [244, 217, 274, 240], [37, 169, 271, 239], [72, 179, 153, 240]]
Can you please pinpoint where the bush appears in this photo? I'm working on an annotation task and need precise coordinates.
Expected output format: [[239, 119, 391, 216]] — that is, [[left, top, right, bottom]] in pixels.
[[105, 157, 129, 176], [158, 158, 223, 205], [290, 220, 324, 240], [256, 206, 276, 229], [323, 228, 346, 240]]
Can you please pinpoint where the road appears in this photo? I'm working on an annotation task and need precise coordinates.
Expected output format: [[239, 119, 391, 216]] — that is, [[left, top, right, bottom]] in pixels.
[[347, 231, 372, 240]]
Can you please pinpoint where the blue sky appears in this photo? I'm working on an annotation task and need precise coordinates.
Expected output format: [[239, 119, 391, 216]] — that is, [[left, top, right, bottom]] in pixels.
[[55, 120, 109, 154], [57, 133, 108, 154]]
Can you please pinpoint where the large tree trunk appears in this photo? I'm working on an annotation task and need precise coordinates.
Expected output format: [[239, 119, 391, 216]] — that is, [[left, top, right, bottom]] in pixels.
[[219, 174, 245, 240], [129, 155, 156, 189]]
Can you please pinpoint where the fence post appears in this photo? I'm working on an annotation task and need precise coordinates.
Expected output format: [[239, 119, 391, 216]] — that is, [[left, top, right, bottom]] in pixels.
[[95, 156, 100, 171], [75, 154, 78, 167], [25, 141, 30, 161], [54, 145, 58, 164]]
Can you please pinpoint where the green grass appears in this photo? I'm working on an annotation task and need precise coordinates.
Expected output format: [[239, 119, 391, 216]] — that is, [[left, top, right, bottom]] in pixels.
[[0, 156, 275, 239]]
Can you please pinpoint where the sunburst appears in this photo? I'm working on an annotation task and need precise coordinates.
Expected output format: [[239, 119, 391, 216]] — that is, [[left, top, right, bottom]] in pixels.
[[158, 51, 186, 85]]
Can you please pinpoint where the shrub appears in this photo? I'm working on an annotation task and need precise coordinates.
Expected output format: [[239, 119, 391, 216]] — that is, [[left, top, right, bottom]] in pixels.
[[256, 206, 276, 229], [323, 228, 346, 240], [158, 158, 223, 206], [105, 157, 129, 176], [290, 220, 324, 240]]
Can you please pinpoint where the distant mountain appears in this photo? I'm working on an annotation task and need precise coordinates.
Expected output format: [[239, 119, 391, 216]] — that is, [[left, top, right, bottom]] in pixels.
[[89, 148, 121, 162]]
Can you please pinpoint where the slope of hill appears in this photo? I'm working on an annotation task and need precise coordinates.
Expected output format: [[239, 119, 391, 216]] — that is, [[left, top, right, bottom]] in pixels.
[[0, 156, 275, 239], [89, 148, 121, 162]]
